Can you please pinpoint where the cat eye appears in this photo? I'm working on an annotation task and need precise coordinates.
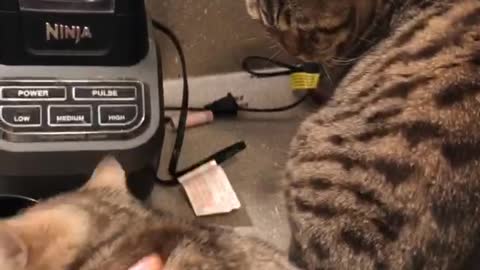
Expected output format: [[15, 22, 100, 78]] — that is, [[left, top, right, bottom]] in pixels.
[[313, 8, 353, 34], [315, 21, 349, 35]]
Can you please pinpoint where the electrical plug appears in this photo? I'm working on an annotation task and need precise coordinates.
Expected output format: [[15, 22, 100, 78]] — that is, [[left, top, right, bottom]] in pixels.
[[204, 93, 241, 117]]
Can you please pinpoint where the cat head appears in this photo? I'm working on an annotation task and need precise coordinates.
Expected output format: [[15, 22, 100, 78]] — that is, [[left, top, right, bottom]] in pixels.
[[246, 0, 393, 65], [0, 156, 132, 270]]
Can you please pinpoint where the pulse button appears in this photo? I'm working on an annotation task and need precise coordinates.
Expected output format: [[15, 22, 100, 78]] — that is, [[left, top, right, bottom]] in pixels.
[[1, 106, 41, 127], [73, 86, 136, 100], [1, 86, 66, 101], [49, 105, 92, 127]]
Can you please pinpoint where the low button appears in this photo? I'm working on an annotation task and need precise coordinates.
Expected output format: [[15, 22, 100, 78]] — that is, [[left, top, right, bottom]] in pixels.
[[49, 106, 92, 127], [1, 87, 66, 100], [74, 86, 136, 100], [99, 105, 138, 126], [1, 106, 41, 127]]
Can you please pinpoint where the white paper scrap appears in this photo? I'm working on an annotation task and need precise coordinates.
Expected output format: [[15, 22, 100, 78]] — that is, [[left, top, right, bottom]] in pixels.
[[179, 160, 241, 216]]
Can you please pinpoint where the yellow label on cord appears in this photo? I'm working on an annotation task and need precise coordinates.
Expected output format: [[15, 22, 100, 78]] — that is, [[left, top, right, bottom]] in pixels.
[[290, 72, 320, 91]]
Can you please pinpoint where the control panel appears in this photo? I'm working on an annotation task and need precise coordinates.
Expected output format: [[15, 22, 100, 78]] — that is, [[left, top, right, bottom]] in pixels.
[[0, 80, 148, 142], [0, 38, 163, 176]]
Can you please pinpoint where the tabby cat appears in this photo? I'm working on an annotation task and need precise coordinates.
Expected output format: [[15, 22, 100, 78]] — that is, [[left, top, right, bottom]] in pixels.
[[247, 0, 480, 269], [0, 157, 297, 270]]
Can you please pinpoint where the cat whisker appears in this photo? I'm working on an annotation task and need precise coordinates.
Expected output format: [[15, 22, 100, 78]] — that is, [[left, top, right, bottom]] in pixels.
[[269, 42, 280, 49], [320, 63, 334, 87], [331, 57, 355, 63], [330, 58, 357, 66], [269, 48, 282, 60]]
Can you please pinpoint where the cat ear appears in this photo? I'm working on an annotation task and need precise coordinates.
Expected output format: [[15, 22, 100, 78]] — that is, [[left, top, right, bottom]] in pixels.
[[128, 255, 164, 270], [0, 225, 28, 269], [85, 155, 128, 191], [245, 0, 260, 19]]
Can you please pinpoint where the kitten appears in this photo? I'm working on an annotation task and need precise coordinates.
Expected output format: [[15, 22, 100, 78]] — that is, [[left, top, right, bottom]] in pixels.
[[0, 156, 297, 270], [247, 0, 480, 269]]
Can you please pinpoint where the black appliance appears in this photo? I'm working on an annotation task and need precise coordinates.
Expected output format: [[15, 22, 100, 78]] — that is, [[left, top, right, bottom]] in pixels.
[[0, 0, 164, 198]]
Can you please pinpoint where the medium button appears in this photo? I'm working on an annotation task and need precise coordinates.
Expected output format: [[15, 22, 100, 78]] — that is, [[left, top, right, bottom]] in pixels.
[[1, 106, 41, 127], [99, 105, 138, 126], [1, 86, 66, 100], [73, 86, 136, 100], [49, 105, 92, 127]]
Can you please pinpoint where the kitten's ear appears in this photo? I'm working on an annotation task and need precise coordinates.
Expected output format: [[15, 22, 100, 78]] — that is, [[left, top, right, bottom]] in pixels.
[[0, 225, 28, 269], [129, 255, 164, 270], [245, 0, 260, 19], [85, 155, 128, 191]]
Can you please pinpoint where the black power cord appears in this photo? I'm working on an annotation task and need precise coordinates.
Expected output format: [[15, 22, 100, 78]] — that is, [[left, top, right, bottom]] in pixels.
[[150, 20, 188, 178], [165, 56, 322, 114], [151, 19, 246, 185], [164, 94, 309, 114], [149, 19, 325, 185], [241, 56, 299, 78], [238, 95, 309, 113], [241, 56, 322, 111]]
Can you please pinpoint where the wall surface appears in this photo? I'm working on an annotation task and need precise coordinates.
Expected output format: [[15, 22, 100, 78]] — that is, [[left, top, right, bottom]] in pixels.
[[147, 0, 294, 78]]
